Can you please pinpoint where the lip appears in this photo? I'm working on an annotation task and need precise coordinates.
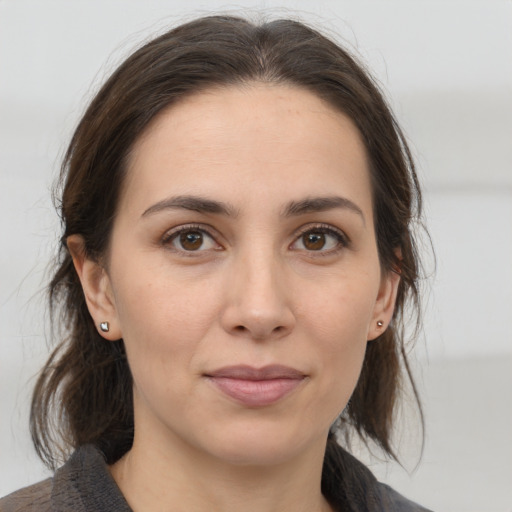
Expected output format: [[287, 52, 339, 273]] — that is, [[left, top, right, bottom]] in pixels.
[[205, 365, 306, 407]]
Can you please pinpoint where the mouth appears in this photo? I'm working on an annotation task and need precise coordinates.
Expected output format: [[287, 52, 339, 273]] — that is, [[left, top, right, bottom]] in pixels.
[[204, 365, 306, 407]]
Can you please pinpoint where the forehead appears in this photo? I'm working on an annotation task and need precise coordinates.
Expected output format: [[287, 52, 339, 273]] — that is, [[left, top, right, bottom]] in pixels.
[[122, 84, 372, 217]]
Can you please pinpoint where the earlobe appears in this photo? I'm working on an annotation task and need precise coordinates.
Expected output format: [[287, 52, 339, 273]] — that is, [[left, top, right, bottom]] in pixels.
[[67, 235, 122, 340], [367, 268, 400, 341]]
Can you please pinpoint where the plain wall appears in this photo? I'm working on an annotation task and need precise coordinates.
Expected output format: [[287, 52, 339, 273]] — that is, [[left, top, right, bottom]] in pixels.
[[1, 1, 511, 510]]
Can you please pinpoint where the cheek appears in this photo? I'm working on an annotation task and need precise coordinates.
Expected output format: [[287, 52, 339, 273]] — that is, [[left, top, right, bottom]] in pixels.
[[111, 268, 221, 380], [301, 268, 379, 341], [300, 274, 378, 408], [113, 254, 217, 334], [112, 281, 214, 420], [310, 328, 368, 426]]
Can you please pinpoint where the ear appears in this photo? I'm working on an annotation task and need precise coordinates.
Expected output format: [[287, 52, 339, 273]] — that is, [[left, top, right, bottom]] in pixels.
[[67, 235, 122, 341], [367, 267, 401, 341]]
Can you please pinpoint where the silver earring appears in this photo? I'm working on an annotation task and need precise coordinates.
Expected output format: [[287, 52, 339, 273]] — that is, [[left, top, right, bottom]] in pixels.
[[377, 320, 384, 328], [100, 321, 110, 333]]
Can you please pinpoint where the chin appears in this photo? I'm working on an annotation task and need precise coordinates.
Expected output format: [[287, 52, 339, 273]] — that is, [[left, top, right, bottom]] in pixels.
[[210, 442, 301, 468], [196, 421, 326, 468]]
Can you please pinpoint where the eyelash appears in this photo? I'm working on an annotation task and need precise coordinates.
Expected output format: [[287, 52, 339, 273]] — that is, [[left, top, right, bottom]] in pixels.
[[161, 223, 349, 255], [161, 224, 220, 255], [292, 224, 350, 255]]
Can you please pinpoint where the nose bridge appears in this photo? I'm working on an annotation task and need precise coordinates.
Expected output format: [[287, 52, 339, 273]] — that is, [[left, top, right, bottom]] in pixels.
[[222, 241, 295, 339], [243, 245, 281, 303]]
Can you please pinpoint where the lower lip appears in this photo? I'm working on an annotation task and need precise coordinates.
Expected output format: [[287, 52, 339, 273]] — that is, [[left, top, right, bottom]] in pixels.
[[207, 377, 304, 407]]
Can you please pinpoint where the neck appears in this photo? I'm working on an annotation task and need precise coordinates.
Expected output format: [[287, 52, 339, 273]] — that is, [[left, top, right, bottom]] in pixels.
[[110, 431, 333, 512]]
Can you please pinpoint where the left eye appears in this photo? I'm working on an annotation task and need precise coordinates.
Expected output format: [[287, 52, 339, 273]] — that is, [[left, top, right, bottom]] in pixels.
[[165, 228, 218, 252], [291, 228, 346, 252]]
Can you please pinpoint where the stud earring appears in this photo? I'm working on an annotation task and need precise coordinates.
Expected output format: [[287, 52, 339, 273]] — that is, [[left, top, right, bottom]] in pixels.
[[377, 320, 384, 328], [99, 321, 110, 333]]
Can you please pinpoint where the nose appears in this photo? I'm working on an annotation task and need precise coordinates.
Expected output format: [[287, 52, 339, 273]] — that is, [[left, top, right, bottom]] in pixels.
[[220, 250, 296, 341]]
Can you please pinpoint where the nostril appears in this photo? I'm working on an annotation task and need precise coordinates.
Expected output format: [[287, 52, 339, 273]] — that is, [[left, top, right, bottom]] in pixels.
[[231, 323, 288, 340], [222, 300, 296, 340]]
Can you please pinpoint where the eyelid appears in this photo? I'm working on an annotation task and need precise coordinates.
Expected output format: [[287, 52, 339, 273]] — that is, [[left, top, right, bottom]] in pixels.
[[291, 223, 350, 252], [161, 223, 223, 253], [160, 222, 349, 255]]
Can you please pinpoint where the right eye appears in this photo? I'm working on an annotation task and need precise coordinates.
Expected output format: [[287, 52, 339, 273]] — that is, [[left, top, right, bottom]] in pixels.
[[163, 226, 220, 253]]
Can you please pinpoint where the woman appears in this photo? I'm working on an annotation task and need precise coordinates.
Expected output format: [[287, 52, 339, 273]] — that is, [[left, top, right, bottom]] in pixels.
[[1, 15, 431, 512]]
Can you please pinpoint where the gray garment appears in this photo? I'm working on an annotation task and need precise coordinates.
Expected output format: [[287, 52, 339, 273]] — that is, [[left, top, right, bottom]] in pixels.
[[0, 445, 432, 512], [0, 446, 130, 512]]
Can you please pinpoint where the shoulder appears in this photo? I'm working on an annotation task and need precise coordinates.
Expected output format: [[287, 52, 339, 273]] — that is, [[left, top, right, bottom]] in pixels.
[[0, 479, 52, 512], [376, 482, 434, 512], [0, 445, 131, 512], [324, 443, 433, 512]]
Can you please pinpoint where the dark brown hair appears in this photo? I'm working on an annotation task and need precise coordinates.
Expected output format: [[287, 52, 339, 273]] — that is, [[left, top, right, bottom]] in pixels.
[[31, 14, 424, 507]]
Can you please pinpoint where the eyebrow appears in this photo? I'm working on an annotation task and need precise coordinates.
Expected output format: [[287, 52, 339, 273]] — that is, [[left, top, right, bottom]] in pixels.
[[283, 196, 365, 224], [141, 194, 365, 224], [141, 195, 239, 218]]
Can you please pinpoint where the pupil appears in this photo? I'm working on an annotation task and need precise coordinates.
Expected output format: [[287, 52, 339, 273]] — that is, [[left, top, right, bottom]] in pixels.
[[180, 231, 203, 250], [304, 232, 325, 250]]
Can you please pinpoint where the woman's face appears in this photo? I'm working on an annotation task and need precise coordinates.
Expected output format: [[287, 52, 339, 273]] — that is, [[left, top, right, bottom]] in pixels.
[[78, 84, 398, 467]]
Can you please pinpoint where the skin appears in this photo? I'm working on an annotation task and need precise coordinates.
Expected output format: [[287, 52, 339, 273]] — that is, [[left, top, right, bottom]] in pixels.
[[69, 84, 399, 512]]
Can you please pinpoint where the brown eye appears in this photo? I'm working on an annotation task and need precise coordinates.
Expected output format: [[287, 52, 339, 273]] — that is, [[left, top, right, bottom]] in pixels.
[[291, 226, 347, 253], [179, 231, 204, 251], [302, 232, 326, 250], [165, 227, 219, 253]]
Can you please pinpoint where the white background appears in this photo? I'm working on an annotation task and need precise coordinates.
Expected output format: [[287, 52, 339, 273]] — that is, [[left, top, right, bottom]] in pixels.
[[1, 1, 511, 510]]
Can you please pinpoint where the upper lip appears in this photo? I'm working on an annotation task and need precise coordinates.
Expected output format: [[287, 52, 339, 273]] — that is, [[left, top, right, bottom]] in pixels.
[[205, 365, 305, 380]]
